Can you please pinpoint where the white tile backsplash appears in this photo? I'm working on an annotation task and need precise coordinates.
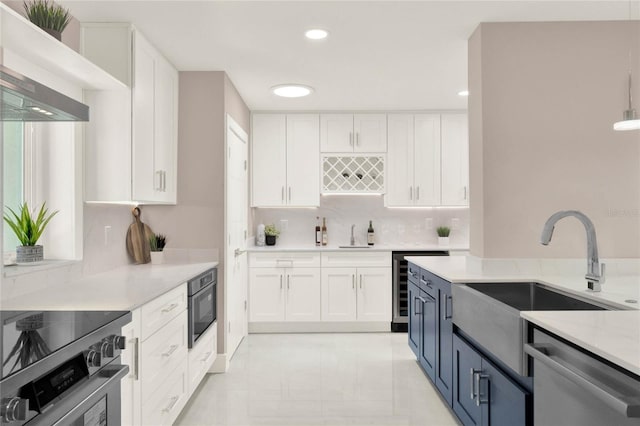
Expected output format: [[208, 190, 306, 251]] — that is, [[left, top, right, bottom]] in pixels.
[[252, 196, 469, 247]]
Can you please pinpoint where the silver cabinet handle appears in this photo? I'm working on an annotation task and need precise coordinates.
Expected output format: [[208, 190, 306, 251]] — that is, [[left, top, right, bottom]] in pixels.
[[162, 303, 179, 313], [414, 296, 423, 315], [524, 343, 640, 417], [162, 171, 166, 192], [445, 295, 452, 319], [464, 186, 467, 200], [280, 275, 283, 289], [409, 186, 413, 200], [477, 373, 490, 406], [356, 132, 360, 146], [156, 171, 163, 191], [420, 277, 432, 288], [282, 186, 285, 202], [287, 275, 290, 290], [416, 186, 420, 200], [359, 275, 362, 289], [352, 274, 355, 289], [470, 368, 477, 401], [162, 396, 180, 413], [161, 344, 179, 358], [349, 132, 353, 146], [288, 187, 291, 201], [131, 337, 139, 380]]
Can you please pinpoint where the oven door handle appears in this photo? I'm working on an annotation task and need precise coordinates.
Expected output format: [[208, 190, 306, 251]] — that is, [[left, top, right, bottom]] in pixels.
[[46, 363, 129, 425], [524, 343, 640, 418]]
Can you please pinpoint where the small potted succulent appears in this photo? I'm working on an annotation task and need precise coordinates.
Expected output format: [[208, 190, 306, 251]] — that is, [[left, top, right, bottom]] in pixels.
[[23, 0, 72, 41], [149, 233, 167, 264], [3, 202, 58, 263], [437, 226, 451, 246], [264, 224, 280, 246]]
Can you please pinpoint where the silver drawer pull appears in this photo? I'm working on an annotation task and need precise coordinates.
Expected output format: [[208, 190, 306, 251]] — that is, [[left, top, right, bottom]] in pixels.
[[162, 303, 179, 313], [162, 396, 180, 413], [161, 344, 179, 358]]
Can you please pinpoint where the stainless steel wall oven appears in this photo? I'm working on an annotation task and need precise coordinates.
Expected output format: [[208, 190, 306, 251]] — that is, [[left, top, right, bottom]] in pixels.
[[187, 268, 217, 348]]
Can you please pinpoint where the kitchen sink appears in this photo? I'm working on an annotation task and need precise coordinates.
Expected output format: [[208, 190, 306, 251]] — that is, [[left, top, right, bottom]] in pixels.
[[465, 282, 606, 311], [453, 281, 614, 376], [338, 245, 371, 249]]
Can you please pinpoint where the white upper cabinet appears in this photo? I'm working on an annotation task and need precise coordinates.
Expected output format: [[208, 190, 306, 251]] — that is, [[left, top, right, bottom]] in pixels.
[[82, 24, 178, 204], [386, 113, 467, 207], [320, 114, 387, 153], [441, 113, 469, 206], [251, 114, 320, 207], [386, 114, 441, 207]]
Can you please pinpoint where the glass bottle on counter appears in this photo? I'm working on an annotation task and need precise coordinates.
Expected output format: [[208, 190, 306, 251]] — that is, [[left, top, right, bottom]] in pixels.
[[367, 220, 375, 246], [322, 217, 328, 246], [315, 217, 321, 246]]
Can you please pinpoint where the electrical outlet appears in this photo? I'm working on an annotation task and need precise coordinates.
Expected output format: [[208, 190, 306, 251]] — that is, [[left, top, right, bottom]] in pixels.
[[424, 218, 433, 230], [451, 218, 460, 230], [104, 226, 111, 246], [280, 219, 288, 231]]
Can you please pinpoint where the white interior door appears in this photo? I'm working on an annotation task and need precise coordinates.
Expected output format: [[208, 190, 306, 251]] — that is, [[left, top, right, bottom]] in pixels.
[[225, 115, 248, 360]]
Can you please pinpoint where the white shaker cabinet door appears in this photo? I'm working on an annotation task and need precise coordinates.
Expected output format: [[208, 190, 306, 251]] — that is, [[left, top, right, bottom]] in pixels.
[[285, 268, 321, 321], [286, 114, 320, 207], [353, 114, 387, 153], [251, 114, 287, 207], [386, 114, 415, 206], [321, 268, 357, 321], [441, 113, 469, 206], [249, 268, 285, 322], [356, 267, 392, 322], [320, 114, 354, 152], [413, 114, 441, 206]]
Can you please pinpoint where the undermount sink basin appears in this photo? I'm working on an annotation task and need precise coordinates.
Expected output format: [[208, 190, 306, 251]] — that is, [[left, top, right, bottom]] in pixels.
[[465, 282, 606, 311], [338, 245, 371, 249], [453, 281, 614, 375]]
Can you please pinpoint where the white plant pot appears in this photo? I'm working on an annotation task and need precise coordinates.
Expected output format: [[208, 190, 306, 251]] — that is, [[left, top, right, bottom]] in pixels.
[[150, 251, 164, 265], [16, 245, 43, 263], [438, 237, 450, 246]]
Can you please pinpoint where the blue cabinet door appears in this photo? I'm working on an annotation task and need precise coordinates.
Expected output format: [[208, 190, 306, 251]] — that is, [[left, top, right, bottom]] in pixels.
[[453, 334, 483, 426], [408, 280, 420, 358], [482, 360, 530, 426], [419, 289, 437, 381], [436, 280, 453, 406]]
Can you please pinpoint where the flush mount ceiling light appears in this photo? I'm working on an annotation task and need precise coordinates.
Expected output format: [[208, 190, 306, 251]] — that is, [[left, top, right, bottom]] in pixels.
[[458, 90, 469, 97], [271, 84, 314, 98], [305, 29, 328, 40]]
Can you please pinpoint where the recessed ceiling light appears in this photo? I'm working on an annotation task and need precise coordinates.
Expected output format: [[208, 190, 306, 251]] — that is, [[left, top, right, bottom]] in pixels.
[[272, 84, 314, 98], [305, 29, 328, 40], [458, 90, 469, 97]]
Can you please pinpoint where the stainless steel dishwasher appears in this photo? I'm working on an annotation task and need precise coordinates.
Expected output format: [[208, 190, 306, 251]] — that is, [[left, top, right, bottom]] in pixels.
[[525, 328, 640, 426]]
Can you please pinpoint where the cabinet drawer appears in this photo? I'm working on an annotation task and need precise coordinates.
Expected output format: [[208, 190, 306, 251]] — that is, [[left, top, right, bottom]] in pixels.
[[187, 322, 217, 395], [321, 251, 391, 268], [140, 284, 187, 340], [249, 252, 321, 268], [140, 362, 188, 426], [140, 310, 188, 400]]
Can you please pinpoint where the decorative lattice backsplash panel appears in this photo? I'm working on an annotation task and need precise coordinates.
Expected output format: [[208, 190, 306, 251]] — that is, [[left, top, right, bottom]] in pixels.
[[322, 156, 385, 193]]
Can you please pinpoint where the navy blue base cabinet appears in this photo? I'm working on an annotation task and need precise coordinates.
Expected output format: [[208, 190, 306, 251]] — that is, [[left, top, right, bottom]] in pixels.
[[453, 334, 531, 426]]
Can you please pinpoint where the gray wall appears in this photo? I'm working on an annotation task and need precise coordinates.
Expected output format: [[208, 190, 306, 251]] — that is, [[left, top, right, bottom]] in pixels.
[[469, 21, 640, 258]]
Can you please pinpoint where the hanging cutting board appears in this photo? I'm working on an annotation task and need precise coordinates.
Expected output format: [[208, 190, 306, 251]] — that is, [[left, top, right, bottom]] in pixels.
[[126, 207, 153, 264]]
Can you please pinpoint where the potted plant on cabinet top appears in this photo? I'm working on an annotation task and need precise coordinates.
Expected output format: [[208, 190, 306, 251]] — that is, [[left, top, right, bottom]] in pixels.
[[437, 226, 451, 246], [3, 202, 58, 263], [264, 225, 280, 246], [149, 233, 167, 264], [23, 0, 72, 41]]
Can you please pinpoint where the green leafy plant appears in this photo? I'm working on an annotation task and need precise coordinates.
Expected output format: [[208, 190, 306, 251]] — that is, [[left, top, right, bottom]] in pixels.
[[436, 226, 451, 237], [149, 234, 167, 252], [3, 202, 58, 246], [264, 224, 280, 237], [23, 0, 71, 32]]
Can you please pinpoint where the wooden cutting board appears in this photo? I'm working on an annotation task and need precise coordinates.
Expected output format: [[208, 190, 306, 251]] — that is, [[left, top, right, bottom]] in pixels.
[[126, 207, 154, 264]]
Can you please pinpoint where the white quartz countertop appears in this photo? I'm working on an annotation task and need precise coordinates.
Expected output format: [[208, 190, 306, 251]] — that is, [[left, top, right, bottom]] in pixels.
[[405, 254, 640, 373], [0, 262, 218, 311], [248, 244, 469, 252], [521, 311, 640, 376]]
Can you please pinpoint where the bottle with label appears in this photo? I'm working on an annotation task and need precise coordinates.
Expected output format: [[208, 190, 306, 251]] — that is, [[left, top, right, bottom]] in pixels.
[[321, 217, 328, 246], [315, 217, 321, 246], [367, 220, 375, 246]]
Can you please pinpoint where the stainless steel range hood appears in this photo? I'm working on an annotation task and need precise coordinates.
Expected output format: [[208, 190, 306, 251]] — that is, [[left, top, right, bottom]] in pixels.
[[1, 64, 89, 121]]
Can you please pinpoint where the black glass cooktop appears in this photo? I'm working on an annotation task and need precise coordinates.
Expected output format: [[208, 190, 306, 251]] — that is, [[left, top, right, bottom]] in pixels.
[[0, 310, 129, 380]]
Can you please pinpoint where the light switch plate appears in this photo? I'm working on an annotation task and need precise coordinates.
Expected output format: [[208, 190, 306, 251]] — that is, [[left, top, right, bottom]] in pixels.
[[280, 219, 288, 231]]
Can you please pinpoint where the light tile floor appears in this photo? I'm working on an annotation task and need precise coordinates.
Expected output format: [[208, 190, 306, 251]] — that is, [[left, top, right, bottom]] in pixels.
[[175, 333, 459, 426]]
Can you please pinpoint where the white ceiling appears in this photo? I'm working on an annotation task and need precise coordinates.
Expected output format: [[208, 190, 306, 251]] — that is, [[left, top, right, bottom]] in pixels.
[[60, 1, 636, 111]]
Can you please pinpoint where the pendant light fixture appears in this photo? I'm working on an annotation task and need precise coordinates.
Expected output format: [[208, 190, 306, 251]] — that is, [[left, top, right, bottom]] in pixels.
[[613, 1, 640, 131]]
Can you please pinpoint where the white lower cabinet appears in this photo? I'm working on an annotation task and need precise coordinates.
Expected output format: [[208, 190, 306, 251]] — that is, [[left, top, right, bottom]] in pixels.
[[321, 267, 391, 322], [141, 361, 188, 426], [187, 324, 217, 395]]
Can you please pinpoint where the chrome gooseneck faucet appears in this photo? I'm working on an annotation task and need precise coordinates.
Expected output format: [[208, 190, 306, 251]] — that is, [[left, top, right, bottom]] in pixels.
[[540, 210, 605, 292], [350, 224, 356, 246]]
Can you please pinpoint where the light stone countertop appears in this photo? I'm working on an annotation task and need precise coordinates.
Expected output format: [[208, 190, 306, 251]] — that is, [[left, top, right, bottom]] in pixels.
[[405, 254, 640, 374], [247, 244, 470, 252], [0, 262, 218, 311]]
